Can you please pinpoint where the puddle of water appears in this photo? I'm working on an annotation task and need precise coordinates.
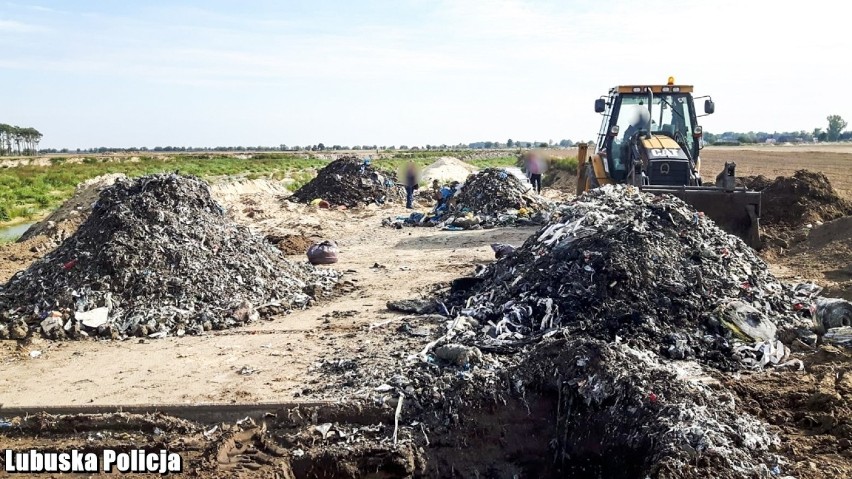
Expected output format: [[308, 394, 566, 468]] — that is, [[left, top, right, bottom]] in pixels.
[[0, 222, 34, 242]]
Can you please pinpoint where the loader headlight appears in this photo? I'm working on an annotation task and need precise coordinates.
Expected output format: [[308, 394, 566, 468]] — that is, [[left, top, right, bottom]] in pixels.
[[661, 87, 671, 92], [694, 126, 703, 136], [672, 87, 680, 92], [610, 125, 620, 136], [632, 87, 641, 92]]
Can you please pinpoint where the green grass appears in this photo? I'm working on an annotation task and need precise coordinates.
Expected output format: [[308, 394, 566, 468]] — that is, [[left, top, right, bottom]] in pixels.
[[549, 156, 578, 174], [0, 151, 524, 223], [0, 153, 323, 223]]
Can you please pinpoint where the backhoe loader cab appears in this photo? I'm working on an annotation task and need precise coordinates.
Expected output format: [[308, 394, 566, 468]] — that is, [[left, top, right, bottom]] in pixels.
[[579, 78, 762, 248], [595, 82, 709, 187]]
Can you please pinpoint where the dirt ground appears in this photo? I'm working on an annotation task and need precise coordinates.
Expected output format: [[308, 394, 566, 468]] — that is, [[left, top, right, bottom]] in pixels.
[[0, 192, 536, 407], [1, 148, 851, 477], [701, 145, 852, 199]]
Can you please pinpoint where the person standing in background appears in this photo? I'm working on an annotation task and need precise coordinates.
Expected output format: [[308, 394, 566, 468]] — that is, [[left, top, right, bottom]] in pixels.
[[526, 151, 544, 194], [404, 161, 419, 209]]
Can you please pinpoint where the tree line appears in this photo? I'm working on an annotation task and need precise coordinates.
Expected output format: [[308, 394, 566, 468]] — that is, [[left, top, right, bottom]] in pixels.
[[0, 124, 43, 156], [706, 115, 849, 145]]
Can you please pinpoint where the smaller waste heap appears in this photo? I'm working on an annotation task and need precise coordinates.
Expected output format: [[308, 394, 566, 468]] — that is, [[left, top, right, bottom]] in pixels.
[[0, 174, 340, 340], [446, 184, 816, 368], [290, 156, 404, 207], [442, 167, 550, 229]]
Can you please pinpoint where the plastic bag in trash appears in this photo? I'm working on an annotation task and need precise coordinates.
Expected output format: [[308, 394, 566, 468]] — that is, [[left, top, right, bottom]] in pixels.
[[307, 240, 339, 265]]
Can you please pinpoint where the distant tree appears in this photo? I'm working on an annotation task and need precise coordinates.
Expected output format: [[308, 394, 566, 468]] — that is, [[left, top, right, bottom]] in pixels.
[[818, 132, 828, 142], [317, 143, 326, 150], [558, 139, 573, 147], [812, 128, 823, 139], [507, 139, 513, 147], [484, 141, 493, 148], [827, 115, 848, 141], [538, 142, 548, 148]]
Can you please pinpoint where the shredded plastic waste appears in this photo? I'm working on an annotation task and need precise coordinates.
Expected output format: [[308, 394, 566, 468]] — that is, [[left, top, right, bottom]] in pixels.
[[0, 174, 340, 340], [290, 156, 404, 207]]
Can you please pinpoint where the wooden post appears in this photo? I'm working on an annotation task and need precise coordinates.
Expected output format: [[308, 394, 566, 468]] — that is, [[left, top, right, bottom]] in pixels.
[[575, 142, 589, 195]]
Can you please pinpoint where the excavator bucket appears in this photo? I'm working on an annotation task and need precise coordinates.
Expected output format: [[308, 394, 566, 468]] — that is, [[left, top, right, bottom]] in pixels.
[[641, 186, 762, 249]]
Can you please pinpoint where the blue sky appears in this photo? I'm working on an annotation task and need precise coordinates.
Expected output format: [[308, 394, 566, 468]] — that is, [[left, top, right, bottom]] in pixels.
[[1, 0, 848, 149]]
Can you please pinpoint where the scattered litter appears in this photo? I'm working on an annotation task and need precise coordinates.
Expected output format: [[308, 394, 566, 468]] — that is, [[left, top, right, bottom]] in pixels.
[[387, 299, 436, 315], [29, 350, 41, 358], [76, 307, 110, 329], [824, 326, 852, 346], [313, 423, 334, 440], [490, 243, 515, 259]]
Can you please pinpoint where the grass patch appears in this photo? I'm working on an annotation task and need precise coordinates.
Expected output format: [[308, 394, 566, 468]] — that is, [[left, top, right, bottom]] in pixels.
[[0, 150, 526, 223], [549, 156, 578, 174]]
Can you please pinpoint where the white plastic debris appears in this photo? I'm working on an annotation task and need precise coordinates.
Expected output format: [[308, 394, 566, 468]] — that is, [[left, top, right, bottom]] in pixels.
[[76, 307, 110, 329]]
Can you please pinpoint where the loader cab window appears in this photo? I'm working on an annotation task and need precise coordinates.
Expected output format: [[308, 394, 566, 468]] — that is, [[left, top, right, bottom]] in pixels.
[[653, 94, 695, 153], [607, 96, 654, 180]]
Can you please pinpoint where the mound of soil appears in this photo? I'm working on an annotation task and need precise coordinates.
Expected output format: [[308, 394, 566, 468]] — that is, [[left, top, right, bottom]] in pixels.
[[265, 232, 318, 256], [741, 170, 852, 227], [420, 156, 478, 184], [290, 156, 404, 207], [0, 174, 340, 340], [18, 173, 126, 243]]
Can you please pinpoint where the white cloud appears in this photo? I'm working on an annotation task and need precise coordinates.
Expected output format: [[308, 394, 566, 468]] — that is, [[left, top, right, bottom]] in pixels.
[[0, 18, 45, 32]]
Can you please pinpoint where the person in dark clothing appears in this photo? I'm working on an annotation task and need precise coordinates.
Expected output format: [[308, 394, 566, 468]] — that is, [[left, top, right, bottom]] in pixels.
[[404, 162, 418, 209], [525, 152, 544, 194]]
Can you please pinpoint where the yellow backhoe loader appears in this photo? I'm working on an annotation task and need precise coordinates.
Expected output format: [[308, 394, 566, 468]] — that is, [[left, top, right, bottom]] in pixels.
[[577, 77, 761, 248]]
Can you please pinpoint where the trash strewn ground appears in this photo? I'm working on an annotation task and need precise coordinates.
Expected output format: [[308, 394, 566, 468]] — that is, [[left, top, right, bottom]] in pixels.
[[290, 156, 405, 207], [2, 164, 852, 478], [289, 185, 851, 477], [382, 167, 552, 230], [0, 174, 340, 340]]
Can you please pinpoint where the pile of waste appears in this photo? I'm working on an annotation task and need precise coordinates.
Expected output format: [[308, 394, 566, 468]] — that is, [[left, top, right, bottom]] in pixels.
[[441, 167, 551, 229], [741, 169, 852, 227], [0, 174, 340, 340], [442, 185, 826, 366], [289, 156, 404, 207], [367, 185, 849, 475]]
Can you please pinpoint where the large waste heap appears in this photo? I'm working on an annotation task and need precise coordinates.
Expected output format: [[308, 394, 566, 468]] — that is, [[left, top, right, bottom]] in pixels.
[[447, 184, 814, 366], [290, 156, 404, 207], [0, 174, 340, 340], [417, 185, 843, 475], [442, 167, 550, 229]]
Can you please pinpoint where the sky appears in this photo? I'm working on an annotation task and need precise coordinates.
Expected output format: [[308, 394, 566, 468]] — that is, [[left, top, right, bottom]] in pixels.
[[0, 0, 849, 149]]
